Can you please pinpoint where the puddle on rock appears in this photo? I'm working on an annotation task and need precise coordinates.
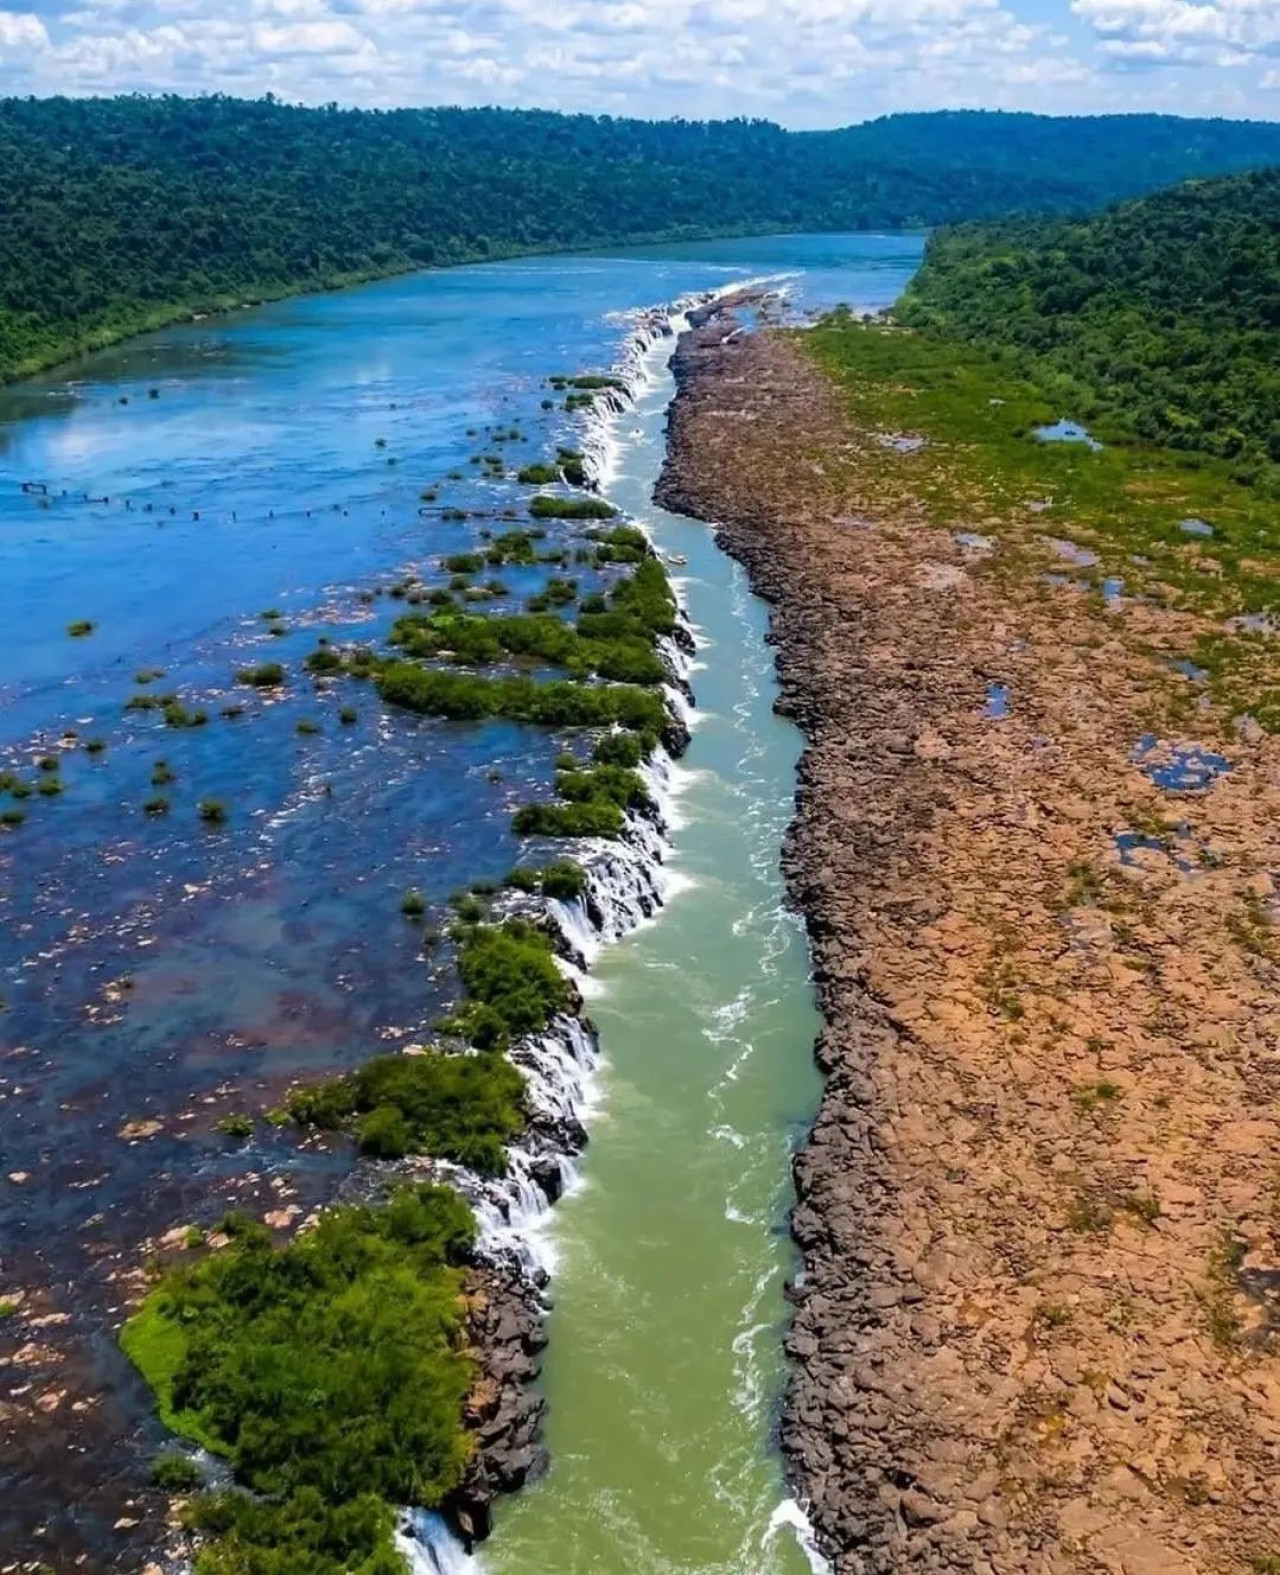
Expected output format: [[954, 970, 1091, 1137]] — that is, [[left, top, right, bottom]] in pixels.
[[1169, 657, 1209, 684], [1102, 576, 1124, 608], [1044, 537, 1100, 568], [1034, 420, 1102, 451], [1180, 517, 1214, 538], [1133, 735, 1231, 793], [876, 431, 926, 454], [985, 682, 1009, 718], [1114, 827, 1196, 875], [955, 531, 993, 553], [1227, 612, 1279, 636]]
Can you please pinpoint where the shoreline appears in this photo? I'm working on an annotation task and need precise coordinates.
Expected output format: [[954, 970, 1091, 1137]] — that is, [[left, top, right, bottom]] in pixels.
[[656, 305, 1280, 1573]]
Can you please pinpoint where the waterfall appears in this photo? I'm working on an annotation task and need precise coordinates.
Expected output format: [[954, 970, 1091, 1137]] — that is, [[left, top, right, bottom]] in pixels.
[[397, 1512, 482, 1575], [395, 291, 711, 1567]]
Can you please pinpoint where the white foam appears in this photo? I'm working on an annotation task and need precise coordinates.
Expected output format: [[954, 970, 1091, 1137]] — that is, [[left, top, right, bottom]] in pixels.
[[397, 1511, 481, 1574], [764, 1499, 832, 1575], [396, 279, 794, 1572]]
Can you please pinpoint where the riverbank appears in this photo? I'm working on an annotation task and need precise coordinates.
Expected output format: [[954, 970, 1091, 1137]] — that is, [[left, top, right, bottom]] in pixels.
[[657, 306, 1280, 1573]]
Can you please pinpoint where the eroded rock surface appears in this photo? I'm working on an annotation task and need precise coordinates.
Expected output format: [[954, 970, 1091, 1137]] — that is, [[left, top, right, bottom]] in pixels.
[[658, 315, 1280, 1574]]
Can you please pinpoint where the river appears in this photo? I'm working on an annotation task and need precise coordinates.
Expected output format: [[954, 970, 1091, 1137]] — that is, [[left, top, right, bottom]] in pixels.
[[0, 232, 921, 1569]]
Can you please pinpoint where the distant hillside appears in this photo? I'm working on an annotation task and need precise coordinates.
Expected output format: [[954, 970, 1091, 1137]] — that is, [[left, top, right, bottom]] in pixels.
[[898, 169, 1279, 480], [1, 96, 1278, 380]]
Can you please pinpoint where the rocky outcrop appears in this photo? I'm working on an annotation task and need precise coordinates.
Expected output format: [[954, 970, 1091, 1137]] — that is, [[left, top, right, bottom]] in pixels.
[[446, 1264, 550, 1549], [657, 310, 1280, 1574]]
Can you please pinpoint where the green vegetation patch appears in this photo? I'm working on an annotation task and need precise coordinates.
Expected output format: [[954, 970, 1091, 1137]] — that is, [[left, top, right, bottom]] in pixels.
[[898, 169, 1279, 485], [529, 494, 617, 521], [517, 463, 560, 485], [513, 763, 651, 842], [288, 1050, 525, 1174], [122, 1185, 475, 1575], [236, 661, 286, 688], [803, 309, 1280, 727], [375, 663, 668, 739], [448, 918, 572, 1049], [504, 861, 588, 901]]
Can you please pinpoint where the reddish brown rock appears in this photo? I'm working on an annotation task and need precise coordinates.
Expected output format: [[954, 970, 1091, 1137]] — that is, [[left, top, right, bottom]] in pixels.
[[657, 312, 1280, 1574]]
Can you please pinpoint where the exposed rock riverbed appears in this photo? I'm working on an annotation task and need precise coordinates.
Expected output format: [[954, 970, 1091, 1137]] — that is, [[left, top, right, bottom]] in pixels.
[[657, 309, 1280, 1574]]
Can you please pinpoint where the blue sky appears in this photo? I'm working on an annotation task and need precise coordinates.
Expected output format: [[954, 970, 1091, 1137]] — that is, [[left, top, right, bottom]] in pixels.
[[0, 0, 1275, 122]]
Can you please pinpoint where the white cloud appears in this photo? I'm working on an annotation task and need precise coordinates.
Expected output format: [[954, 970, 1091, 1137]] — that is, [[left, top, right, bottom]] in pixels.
[[0, 0, 1275, 119], [0, 9, 48, 49], [1071, 0, 1280, 68]]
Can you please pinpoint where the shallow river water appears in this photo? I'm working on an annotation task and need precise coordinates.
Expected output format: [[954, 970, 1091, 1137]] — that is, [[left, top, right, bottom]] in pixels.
[[0, 232, 921, 1567]]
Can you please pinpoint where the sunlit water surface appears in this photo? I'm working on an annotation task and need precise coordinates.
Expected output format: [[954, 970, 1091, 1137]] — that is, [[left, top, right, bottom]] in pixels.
[[0, 232, 921, 1567]]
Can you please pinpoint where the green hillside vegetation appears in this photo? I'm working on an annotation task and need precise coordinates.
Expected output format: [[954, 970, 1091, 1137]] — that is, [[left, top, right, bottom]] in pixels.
[[898, 169, 1279, 482], [122, 1185, 476, 1574], [2, 96, 1279, 378]]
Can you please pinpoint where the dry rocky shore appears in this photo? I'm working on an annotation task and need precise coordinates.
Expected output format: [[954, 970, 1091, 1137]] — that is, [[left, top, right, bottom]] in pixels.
[[657, 310, 1280, 1574]]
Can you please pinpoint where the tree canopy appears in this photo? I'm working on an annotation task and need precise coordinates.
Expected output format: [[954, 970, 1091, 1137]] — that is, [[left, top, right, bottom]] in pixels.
[[898, 168, 1280, 481], [1, 95, 1278, 378]]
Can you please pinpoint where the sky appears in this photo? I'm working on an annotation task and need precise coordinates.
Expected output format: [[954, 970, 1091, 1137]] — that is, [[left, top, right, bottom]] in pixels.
[[0, 0, 1276, 125]]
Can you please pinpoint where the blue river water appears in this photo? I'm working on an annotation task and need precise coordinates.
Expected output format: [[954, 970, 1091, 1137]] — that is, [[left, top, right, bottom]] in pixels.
[[0, 231, 922, 1568]]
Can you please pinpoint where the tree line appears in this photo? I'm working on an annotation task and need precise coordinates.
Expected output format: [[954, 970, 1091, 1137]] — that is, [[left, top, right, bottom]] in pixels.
[[899, 168, 1279, 481], [1, 94, 1278, 378]]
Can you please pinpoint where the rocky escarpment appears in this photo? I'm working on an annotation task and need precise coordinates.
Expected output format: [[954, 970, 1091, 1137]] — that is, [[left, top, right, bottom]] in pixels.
[[657, 311, 1280, 1575], [447, 1263, 550, 1548]]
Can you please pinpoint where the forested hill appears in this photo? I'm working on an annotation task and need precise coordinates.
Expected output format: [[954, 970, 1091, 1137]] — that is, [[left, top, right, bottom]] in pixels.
[[897, 169, 1280, 481], [1, 95, 1279, 381]]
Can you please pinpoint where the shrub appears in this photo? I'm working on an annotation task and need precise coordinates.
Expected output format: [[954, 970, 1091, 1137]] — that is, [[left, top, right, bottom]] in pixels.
[[540, 862, 588, 901], [296, 718, 321, 736], [513, 800, 624, 838], [502, 862, 590, 899], [67, 619, 95, 637], [401, 889, 426, 918], [593, 730, 645, 768], [236, 662, 285, 688], [339, 706, 358, 726], [376, 664, 668, 738], [85, 738, 107, 755], [453, 920, 571, 1048], [164, 702, 208, 729], [443, 553, 483, 574], [305, 648, 344, 676], [36, 776, 63, 797], [144, 796, 170, 816], [198, 799, 227, 824], [120, 1185, 477, 1574], [517, 463, 559, 485], [0, 809, 24, 828], [215, 1113, 253, 1139], [529, 495, 616, 521], [356, 1104, 411, 1160], [152, 760, 176, 786], [153, 1452, 204, 1493], [557, 448, 588, 486], [291, 1052, 525, 1175]]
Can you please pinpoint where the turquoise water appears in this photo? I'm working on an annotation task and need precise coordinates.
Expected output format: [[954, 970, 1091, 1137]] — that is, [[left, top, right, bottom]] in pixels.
[[0, 232, 921, 1566]]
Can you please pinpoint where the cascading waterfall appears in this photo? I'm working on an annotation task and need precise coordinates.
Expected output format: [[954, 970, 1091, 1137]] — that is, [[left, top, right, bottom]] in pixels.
[[395, 291, 706, 1571]]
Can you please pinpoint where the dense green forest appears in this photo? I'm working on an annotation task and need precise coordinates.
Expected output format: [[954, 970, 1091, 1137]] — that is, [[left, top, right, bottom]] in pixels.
[[1, 95, 1279, 378], [898, 169, 1279, 478]]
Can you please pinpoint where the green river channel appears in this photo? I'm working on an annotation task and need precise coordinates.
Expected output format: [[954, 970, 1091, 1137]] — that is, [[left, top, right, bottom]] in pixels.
[[476, 320, 825, 1575]]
